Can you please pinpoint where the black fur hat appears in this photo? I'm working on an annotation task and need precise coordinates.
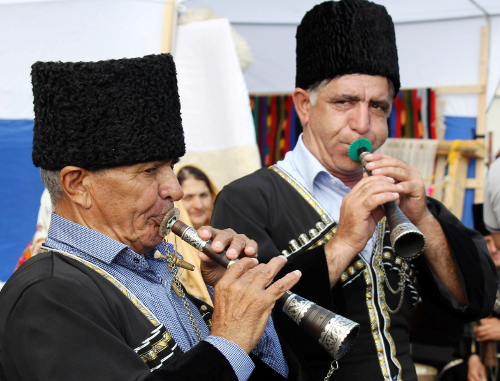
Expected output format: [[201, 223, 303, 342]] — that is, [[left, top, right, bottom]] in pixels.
[[31, 54, 185, 170], [296, 0, 400, 97], [473, 204, 490, 237]]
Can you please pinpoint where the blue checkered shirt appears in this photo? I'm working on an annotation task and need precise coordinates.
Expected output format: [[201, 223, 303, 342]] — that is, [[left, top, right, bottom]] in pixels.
[[45, 213, 288, 380]]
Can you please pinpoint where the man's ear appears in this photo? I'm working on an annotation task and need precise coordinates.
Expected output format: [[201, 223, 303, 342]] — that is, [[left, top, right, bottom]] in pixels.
[[59, 166, 92, 209], [292, 87, 311, 127]]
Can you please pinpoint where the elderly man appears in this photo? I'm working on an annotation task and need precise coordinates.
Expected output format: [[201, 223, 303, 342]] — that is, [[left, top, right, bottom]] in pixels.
[[211, 1, 498, 380], [0, 54, 302, 381]]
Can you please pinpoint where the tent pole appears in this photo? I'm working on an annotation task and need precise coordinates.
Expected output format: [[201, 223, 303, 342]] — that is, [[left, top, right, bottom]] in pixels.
[[474, 25, 489, 204], [161, 0, 176, 54]]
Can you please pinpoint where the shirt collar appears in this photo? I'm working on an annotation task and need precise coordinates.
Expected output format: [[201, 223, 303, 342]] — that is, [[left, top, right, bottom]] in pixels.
[[47, 213, 135, 264], [288, 134, 346, 191]]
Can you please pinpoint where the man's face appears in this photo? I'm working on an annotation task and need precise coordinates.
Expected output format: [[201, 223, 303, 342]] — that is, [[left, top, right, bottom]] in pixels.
[[302, 74, 392, 178], [87, 160, 183, 254], [485, 235, 500, 269]]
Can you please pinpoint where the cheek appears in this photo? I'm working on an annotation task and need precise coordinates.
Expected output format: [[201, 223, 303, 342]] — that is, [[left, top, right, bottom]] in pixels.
[[204, 199, 213, 213], [181, 199, 192, 210]]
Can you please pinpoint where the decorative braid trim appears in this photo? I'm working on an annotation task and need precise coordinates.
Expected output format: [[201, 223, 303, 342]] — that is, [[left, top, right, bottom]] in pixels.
[[39, 247, 183, 371]]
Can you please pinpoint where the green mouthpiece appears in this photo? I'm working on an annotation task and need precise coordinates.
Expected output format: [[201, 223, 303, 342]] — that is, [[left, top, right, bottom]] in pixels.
[[348, 138, 373, 161]]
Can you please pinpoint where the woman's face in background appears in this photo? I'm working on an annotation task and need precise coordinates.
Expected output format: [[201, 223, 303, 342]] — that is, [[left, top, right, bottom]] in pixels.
[[485, 235, 500, 270], [181, 177, 213, 230]]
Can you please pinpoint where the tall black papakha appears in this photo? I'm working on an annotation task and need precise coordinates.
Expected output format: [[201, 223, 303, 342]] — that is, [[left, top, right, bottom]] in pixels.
[[31, 54, 185, 170], [295, 0, 400, 97]]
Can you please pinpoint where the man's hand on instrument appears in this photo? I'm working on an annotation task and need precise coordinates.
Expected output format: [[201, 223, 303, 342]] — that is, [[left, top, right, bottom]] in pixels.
[[474, 317, 500, 341], [210, 255, 301, 353], [362, 153, 432, 227], [197, 226, 258, 286], [332, 173, 403, 256], [323, 173, 403, 287]]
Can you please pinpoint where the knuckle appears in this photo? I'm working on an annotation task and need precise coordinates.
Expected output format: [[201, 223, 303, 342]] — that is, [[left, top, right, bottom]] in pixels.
[[258, 266, 273, 278], [272, 280, 288, 293], [215, 277, 230, 291], [231, 261, 246, 272], [235, 233, 249, 242], [223, 228, 236, 238]]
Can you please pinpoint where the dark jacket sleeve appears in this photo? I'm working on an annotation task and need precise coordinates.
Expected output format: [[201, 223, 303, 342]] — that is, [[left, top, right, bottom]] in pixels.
[[0, 276, 237, 381], [416, 197, 499, 321], [0, 253, 290, 381], [212, 178, 332, 310]]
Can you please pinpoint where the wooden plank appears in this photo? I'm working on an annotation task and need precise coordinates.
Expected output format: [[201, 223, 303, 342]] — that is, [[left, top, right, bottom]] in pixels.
[[466, 178, 483, 189], [476, 25, 489, 137], [160, 0, 176, 54], [435, 84, 485, 95], [442, 154, 468, 219], [431, 156, 447, 202], [436, 139, 486, 159]]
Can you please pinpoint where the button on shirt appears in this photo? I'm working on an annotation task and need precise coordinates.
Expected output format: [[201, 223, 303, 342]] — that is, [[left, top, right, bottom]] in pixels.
[[276, 134, 377, 262], [44, 213, 288, 380]]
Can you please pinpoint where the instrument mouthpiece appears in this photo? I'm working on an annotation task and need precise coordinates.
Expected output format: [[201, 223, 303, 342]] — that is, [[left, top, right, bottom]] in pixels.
[[348, 138, 373, 161], [160, 207, 180, 237]]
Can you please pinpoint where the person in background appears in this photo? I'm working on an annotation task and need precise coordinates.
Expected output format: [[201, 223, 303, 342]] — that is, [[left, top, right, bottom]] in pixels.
[[161, 166, 219, 303], [177, 166, 218, 230], [438, 203, 500, 381]]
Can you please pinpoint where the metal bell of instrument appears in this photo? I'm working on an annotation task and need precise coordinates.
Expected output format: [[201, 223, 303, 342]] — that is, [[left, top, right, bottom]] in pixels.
[[279, 291, 359, 360]]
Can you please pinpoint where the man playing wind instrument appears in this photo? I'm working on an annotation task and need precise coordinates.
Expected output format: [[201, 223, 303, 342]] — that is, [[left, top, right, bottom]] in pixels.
[[211, 1, 499, 380]]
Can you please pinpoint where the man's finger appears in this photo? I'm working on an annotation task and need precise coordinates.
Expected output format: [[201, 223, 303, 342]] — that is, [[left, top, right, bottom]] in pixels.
[[266, 269, 302, 298], [221, 257, 259, 281], [226, 235, 257, 259], [210, 228, 237, 252]]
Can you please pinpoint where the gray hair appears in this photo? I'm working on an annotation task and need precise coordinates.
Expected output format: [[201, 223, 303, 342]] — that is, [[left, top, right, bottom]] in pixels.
[[41, 167, 109, 209], [40, 169, 63, 209], [307, 77, 396, 107]]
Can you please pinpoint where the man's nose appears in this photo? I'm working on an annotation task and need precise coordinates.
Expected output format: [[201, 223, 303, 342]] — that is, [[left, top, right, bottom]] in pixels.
[[351, 104, 370, 134], [159, 169, 184, 201], [192, 196, 203, 209]]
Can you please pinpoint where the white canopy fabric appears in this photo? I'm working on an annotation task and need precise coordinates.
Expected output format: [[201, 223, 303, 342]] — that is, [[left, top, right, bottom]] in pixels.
[[2, 0, 499, 116], [183, 0, 500, 116]]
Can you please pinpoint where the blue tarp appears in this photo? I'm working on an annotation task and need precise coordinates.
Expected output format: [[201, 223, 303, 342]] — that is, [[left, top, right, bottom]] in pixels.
[[443, 116, 478, 230], [0, 119, 44, 282]]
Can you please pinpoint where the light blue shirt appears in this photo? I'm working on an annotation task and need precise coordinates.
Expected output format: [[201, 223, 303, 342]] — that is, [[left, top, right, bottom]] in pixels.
[[276, 134, 377, 262], [45, 213, 288, 380]]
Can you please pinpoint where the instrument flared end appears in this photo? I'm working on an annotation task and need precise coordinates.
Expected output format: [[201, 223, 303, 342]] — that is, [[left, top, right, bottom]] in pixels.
[[392, 229, 426, 259], [334, 322, 360, 360], [319, 314, 360, 360], [160, 207, 180, 237]]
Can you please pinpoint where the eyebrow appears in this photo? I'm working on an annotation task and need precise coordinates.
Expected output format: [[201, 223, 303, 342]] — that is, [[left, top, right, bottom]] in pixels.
[[332, 94, 360, 102], [331, 94, 391, 106], [370, 99, 391, 109]]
